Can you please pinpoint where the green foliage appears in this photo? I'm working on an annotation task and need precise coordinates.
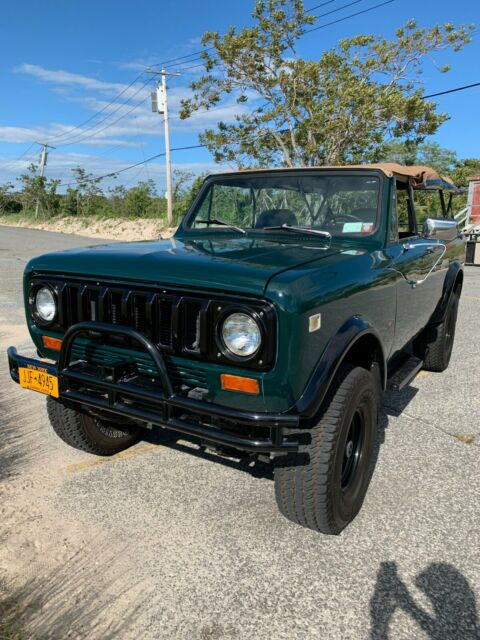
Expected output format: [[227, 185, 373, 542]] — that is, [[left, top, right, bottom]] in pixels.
[[379, 141, 458, 175], [0, 166, 205, 225], [180, 0, 473, 167], [172, 170, 209, 224], [18, 164, 60, 218], [0, 182, 21, 213], [451, 158, 480, 187], [123, 180, 161, 218]]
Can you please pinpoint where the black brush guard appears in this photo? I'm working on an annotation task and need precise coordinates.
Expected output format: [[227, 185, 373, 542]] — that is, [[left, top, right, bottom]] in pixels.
[[7, 321, 300, 453]]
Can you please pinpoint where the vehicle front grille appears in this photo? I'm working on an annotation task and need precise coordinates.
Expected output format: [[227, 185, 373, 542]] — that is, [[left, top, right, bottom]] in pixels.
[[55, 281, 208, 357], [29, 277, 276, 374]]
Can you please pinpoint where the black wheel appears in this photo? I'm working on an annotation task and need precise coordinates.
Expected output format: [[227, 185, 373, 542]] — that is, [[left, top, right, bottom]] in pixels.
[[46, 398, 142, 455], [421, 290, 460, 373], [274, 364, 379, 535]]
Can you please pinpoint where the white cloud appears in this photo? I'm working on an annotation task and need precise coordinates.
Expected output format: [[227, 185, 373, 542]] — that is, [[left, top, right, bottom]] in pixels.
[[0, 125, 140, 148], [3, 61, 260, 183], [15, 64, 124, 95]]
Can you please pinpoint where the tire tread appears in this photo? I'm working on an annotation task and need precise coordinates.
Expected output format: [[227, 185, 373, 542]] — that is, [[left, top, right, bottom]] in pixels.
[[275, 364, 377, 534], [47, 398, 140, 456]]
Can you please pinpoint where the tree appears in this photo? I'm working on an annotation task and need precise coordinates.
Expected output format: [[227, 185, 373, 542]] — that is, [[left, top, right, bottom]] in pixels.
[[180, 0, 473, 168], [380, 141, 458, 174], [70, 166, 105, 216], [19, 163, 60, 218], [123, 180, 161, 218], [451, 158, 480, 187], [0, 182, 21, 214]]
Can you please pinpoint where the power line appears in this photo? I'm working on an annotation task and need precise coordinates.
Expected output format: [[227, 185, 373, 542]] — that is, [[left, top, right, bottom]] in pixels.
[[54, 79, 151, 147], [59, 144, 206, 187], [306, 0, 395, 33], [153, 0, 344, 71], [1, 142, 38, 171], [45, 73, 146, 145], [58, 74, 480, 186], [310, 0, 365, 22], [149, 48, 216, 70], [306, 0, 339, 12], [164, 0, 389, 73], [423, 81, 480, 99]]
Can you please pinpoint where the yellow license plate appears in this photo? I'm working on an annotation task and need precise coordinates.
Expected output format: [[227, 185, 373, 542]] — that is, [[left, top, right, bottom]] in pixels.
[[18, 366, 59, 398]]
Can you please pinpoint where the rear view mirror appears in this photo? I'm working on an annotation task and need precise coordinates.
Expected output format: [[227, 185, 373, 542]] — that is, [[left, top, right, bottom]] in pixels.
[[422, 217, 458, 242]]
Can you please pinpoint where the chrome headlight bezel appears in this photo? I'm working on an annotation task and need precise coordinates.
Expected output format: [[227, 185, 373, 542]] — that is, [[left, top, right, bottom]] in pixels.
[[30, 284, 57, 326]]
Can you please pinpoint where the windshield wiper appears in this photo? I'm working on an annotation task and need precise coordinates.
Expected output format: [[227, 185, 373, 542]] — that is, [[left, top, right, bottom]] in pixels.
[[262, 224, 332, 240], [195, 219, 246, 234]]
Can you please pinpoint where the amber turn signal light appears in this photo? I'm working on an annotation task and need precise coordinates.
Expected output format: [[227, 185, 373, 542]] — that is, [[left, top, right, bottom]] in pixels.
[[42, 336, 63, 351], [220, 373, 260, 395]]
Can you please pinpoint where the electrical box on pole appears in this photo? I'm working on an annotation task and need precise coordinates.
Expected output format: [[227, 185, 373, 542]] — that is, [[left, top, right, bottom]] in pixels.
[[39, 147, 48, 171], [151, 85, 166, 115]]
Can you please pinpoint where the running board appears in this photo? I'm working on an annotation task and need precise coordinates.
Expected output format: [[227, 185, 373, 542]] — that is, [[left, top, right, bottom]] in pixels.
[[387, 356, 424, 392]]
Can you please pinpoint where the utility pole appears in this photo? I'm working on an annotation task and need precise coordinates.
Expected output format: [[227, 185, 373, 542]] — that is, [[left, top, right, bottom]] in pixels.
[[35, 142, 55, 219], [146, 68, 179, 227]]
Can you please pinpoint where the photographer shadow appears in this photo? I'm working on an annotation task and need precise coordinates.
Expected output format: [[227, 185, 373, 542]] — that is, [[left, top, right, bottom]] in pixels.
[[370, 561, 479, 640]]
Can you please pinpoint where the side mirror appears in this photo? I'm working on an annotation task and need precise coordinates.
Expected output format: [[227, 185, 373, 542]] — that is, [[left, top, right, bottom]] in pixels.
[[422, 217, 458, 242]]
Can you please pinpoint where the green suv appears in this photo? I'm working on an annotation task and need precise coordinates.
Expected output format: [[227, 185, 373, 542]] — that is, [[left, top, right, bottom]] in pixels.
[[8, 163, 465, 534]]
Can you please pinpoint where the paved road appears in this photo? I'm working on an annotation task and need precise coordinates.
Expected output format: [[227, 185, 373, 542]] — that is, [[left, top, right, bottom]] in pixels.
[[1, 225, 479, 640]]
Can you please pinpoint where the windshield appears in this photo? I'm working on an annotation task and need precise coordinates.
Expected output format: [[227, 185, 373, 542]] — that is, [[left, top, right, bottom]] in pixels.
[[186, 173, 380, 236]]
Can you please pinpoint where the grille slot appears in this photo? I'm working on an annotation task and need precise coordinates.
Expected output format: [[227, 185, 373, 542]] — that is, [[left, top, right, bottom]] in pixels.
[[182, 299, 203, 353], [158, 297, 173, 348]]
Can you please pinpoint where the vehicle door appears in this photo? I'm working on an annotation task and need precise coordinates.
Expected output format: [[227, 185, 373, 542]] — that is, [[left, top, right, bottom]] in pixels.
[[385, 180, 447, 353]]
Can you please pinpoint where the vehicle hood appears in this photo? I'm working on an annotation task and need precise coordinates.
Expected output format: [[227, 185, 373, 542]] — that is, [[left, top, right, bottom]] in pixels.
[[25, 235, 341, 296]]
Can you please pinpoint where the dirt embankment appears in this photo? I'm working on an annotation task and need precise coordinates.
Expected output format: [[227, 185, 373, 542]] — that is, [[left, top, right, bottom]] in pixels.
[[0, 216, 176, 241]]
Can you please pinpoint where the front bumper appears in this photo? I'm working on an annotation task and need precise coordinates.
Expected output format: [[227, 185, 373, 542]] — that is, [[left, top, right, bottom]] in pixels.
[[7, 321, 300, 454]]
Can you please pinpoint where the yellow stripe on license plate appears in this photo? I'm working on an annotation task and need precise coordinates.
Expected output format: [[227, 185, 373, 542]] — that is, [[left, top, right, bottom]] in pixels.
[[18, 366, 59, 398]]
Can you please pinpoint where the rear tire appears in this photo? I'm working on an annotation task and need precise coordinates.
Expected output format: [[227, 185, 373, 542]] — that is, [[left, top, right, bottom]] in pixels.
[[421, 290, 460, 373], [274, 364, 379, 535], [47, 398, 142, 455]]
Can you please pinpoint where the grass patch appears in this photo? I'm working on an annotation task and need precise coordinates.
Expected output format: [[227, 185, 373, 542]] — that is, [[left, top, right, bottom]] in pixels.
[[0, 211, 169, 223], [0, 211, 40, 225], [452, 432, 475, 445]]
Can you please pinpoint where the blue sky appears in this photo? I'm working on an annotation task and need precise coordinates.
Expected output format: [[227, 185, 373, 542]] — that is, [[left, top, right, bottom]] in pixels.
[[0, 0, 478, 192]]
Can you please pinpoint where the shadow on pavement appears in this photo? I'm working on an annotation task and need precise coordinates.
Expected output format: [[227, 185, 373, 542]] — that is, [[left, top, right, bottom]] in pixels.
[[370, 561, 480, 639], [141, 399, 393, 485], [0, 365, 50, 485], [0, 535, 159, 640], [143, 426, 274, 479]]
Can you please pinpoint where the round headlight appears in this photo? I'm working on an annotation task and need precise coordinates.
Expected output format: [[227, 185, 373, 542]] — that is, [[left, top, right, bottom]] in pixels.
[[221, 312, 262, 358], [35, 286, 56, 323]]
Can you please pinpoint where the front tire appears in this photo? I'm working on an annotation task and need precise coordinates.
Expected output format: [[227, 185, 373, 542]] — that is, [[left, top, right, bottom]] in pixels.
[[47, 398, 142, 455], [274, 364, 379, 535]]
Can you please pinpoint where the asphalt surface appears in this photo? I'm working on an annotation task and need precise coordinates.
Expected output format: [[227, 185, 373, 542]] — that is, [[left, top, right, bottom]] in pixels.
[[0, 225, 479, 640]]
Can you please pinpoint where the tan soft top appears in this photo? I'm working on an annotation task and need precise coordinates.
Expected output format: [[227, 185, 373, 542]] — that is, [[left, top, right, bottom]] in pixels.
[[219, 162, 457, 191], [338, 162, 456, 189]]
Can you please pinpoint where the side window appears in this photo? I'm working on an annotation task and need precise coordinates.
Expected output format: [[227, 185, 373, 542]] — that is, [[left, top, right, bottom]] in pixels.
[[412, 190, 445, 228], [396, 182, 417, 239]]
